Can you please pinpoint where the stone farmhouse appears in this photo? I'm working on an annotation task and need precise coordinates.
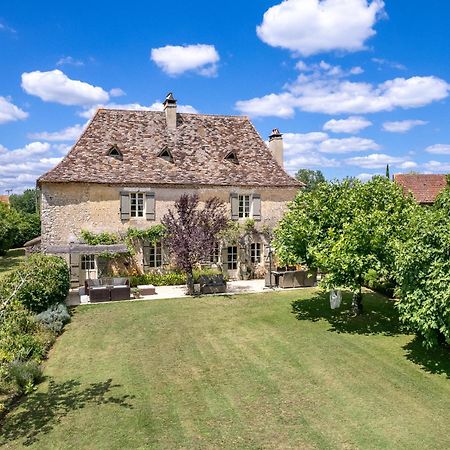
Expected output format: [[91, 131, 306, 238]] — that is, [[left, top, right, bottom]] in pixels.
[[37, 93, 301, 285]]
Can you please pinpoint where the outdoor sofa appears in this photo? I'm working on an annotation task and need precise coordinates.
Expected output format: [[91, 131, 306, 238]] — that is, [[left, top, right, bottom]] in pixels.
[[85, 277, 131, 302]]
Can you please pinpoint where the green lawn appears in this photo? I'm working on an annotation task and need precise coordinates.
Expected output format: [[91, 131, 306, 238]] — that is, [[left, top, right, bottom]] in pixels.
[[0, 248, 25, 276], [1, 289, 450, 449]]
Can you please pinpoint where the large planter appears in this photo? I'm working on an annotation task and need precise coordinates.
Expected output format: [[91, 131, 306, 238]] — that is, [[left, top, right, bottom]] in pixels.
[[198, 274, 226, 294]]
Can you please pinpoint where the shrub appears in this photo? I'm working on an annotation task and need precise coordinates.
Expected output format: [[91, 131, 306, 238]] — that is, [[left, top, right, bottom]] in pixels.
[[192, 268, 227, 283], [6, 359, 43, 394], [0, 303, 54, 366], [0, 254, 70, 313], [129, 272, 186, 287], [36, 303, 71, 334]]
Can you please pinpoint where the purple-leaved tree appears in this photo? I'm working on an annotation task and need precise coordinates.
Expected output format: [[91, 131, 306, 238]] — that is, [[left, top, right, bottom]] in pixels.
[[162, 194, 228, 294]]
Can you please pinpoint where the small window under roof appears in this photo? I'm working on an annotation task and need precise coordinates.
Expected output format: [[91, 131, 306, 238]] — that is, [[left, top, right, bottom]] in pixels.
[[108, 145, 123, 160], [224, 151, 239, 164], [158, 147, 174, 163]]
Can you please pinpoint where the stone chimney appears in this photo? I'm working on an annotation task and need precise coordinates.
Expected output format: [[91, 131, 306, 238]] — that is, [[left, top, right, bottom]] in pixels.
[[163, 92, 177, 129], [269, 128, 283, 167]]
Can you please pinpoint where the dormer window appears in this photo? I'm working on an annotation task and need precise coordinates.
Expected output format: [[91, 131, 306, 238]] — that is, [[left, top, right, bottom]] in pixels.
[[225, 151, 238, 164], [108, 145, 123, 160], [158, 147, 174, 163]]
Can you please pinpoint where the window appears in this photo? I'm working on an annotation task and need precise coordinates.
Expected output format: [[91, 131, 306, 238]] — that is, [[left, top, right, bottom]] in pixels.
[[224, 151, 238, 164], [81, 254, 95, 270], [108, 145, 123, 160], [238, 195, 251, 218], [157, 147, 174, 163], [130, 192, 144, 218], [149, 242, 162, 268], [251, 243, 262, 264], [227, 246, 238, 270], [210, 242, 220, 263]]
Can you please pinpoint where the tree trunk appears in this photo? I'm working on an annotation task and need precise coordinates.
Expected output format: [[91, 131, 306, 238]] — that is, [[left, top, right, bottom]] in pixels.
[[351, 288, 363, 315], [186, 271, 194, 296]]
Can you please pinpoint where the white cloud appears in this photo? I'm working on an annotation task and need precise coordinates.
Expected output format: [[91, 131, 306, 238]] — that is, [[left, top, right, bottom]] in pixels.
[[28, 123, 86, 142], [424, 144, 450, 155], [56, 56, 84, 67], [345, 153, 417, 169], [78, 101, 199, 120], [382, 119, 428, 133], [319, 137, 379, 153], [236, 74, 449, 117], [0, 96, 28, 124], [109, 88, 126, 97], [150, 44, 220, 77], [356, 172, 381, 182], [283, 131, 340, 172], [257, 0, 385, 56], [423, 160, 450, 172], [372, 58, 406, 71], [323, 116, 372, 133], [21, 70, 110, 106], [0, 142, 67, 192]]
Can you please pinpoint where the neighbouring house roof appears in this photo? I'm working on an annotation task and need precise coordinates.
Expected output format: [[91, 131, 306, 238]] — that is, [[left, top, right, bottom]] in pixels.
[[38, 109, 301, 188], [394, 173, 448, 204], [0, 195, 9, 204]]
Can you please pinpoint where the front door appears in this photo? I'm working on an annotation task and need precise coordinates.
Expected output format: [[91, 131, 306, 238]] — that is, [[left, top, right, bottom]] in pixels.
[[226, 246, 239, 280], [79, 254, 98, 285]]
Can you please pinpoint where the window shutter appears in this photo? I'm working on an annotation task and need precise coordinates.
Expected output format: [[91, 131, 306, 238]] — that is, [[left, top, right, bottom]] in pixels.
[[69, 253, 80, 288], [120, 191, 130, 221], [143, 241, 151, 272], [252, 194, 261, 221], [145, 192, 155, 220], [230, 193, 239, 220]]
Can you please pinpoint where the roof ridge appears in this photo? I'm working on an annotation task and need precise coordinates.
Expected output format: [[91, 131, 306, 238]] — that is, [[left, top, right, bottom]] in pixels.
[[97, 108, 248, 119]]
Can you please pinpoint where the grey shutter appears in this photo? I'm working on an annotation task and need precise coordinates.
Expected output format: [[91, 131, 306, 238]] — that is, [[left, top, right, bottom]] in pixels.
[[145, 192, 155, 220], [252, 194, 261, 221], [230, 193, 239, 220], [120, 191, 130, 221], [69, 253, 80, 288], [143, 240, 151, 272]]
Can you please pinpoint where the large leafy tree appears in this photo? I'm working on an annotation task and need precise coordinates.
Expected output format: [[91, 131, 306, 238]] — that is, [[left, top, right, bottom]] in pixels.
[[9, 189, 39, 214], [162, 194, 228, 294], [394, 188, 450, 347], [295, 169, 326, 192], [274, 177, 416, 314], [0, 203, 21, 255]]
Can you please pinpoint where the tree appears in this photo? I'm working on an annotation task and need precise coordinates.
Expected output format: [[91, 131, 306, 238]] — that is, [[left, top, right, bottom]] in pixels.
[[9, 189, 39, 214], [162, 194, 228, 294], [394, 188, 450, 347], [274, 177, 416, 314], [295, 169, 326, 192], [0, 203, 21, 255], [385, 164, 390, 179]]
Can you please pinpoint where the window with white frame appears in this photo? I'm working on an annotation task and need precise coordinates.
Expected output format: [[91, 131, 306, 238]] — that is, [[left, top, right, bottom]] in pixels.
[[149, 242, 162, 268], [250, 243, 262, 264], [238, 194, 251, 218], [81, 254, 95, 270], [130, 192, 144, 218], [227, 246, 238, 270], [210, 242, 220, 263]]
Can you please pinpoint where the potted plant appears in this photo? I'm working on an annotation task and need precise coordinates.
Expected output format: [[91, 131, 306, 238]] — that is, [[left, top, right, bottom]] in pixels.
[[131, 287, 141, 299]]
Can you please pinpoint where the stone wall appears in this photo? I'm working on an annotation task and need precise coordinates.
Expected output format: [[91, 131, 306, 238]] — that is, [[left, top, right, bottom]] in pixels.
[[41, 182, 298, 249]]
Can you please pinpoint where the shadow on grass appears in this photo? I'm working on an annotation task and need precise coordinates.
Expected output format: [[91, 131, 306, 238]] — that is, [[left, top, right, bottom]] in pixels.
[[0, 378, 134, 446], [403, 337, 450, 379], [291, 290, 406, 336]]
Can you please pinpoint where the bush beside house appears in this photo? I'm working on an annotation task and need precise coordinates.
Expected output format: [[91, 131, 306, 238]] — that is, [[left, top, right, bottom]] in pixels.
[[0, 254, 70, 413]]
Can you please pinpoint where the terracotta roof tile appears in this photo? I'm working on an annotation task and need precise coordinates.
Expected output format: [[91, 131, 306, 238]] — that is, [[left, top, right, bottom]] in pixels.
[[394, 173, 448, 204], [38, 109, 301, 188]]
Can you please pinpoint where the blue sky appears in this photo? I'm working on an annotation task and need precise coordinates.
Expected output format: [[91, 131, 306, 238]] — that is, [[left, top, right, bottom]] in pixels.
[[1, 0, 450, 192]]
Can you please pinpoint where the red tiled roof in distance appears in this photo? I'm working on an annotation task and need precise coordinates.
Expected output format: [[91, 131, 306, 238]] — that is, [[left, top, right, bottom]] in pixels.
[[0, 195, 9, 204], [38, 109, 301, 188], [394, 173, 448, 204]]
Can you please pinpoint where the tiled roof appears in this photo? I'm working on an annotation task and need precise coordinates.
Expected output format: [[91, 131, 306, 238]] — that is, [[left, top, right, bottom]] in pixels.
[[38, 109, 301, 188], [0, 195, 9, 204], [394, 173, 448, 204]]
